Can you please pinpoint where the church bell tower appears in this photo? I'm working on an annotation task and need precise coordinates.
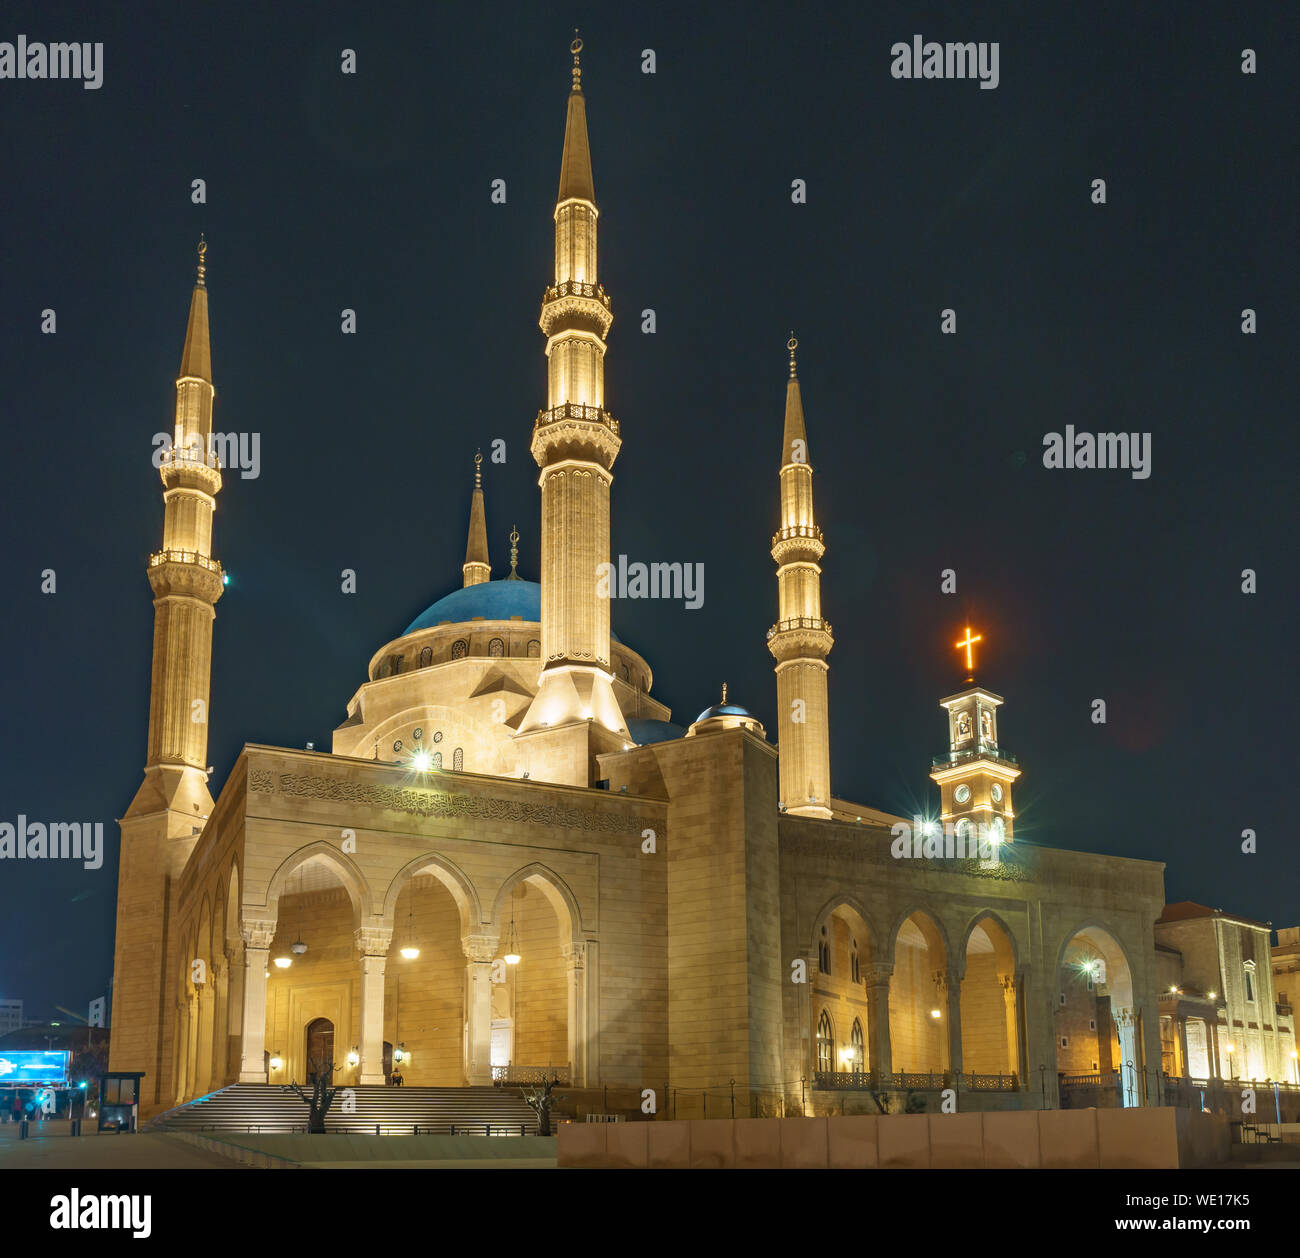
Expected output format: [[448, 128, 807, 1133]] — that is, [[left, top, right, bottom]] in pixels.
[[929, 626, 1020, 842]]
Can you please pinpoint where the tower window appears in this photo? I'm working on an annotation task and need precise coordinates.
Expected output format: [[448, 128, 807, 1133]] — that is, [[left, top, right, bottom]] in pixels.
[[451, 639, 469, 660], [1244, 963, 1256, 1003], [488, 638, 505, 658], [419, 646, 433, 668]]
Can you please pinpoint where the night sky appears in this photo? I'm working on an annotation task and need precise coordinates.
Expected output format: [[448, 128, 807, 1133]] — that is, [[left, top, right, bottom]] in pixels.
[[0, 1, 1294, 1022]]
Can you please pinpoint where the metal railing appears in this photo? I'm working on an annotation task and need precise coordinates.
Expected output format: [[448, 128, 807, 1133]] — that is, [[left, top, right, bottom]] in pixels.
[[542, 280, 611, 310], [768, 616, 833, 636], [771, 524, 825, 546], [534, 403, 620, 436], [932, 746, 1018, 768], [149, 549, 224, 575], [811, 1070, 1019, 1092], [491, 1065, 571, 1086]]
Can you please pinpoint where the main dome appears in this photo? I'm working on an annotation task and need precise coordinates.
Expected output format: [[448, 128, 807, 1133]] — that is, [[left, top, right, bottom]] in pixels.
[[401, 579, 621, 643]]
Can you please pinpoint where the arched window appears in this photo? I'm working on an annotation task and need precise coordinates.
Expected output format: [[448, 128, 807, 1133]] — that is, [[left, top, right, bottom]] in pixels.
[[850, 1019, 865, 1071], [419, 645, 433, 668], [527, 640, 540, 658], [453, 747, 463, 772], [851, 939, 860, 984], [451, 639, 469, 660], [818, 926, 830, 974], [816, 1010, 834, 1073], [488, 638, 505, 658], [431, 751, 442, 769], [389, 655, 402, 676], [622, 664, 630, 681]]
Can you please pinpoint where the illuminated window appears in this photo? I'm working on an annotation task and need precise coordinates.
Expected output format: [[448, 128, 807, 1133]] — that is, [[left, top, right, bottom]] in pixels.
[[452, 640, 469, 660], [1244, 963, 1256, 1003], [453, 747, 463, 772], [816, 1010, 834, 1072], [489, 638, 505, 658]]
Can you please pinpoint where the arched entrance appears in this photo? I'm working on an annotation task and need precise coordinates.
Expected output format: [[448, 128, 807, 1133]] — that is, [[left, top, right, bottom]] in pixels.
[[1057, 926, 1140, 1107], [959, 916, 1020, 1080], [889, 911, 948, 1074], [305, 1018, 334, 1084], [811, 901, 874, 1079]]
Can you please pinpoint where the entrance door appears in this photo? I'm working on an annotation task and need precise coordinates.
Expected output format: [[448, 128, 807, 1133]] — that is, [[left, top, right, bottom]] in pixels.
[[383, 1041, 393, 1080], [305, 1018, 335, 1084]]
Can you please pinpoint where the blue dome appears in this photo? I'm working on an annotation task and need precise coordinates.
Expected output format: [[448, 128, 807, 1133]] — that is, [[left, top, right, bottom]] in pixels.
[[401, 579, 621, 643], [626, 718, 686, 746], [694, 702, 755, 724]]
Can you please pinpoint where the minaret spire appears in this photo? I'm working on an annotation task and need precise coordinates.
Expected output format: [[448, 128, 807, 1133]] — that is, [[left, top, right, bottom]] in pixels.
[[516, 39, 628, 777], [463, 450, 492, 586], [112, 241, 227, 1103], [768, 335, 833, 818]]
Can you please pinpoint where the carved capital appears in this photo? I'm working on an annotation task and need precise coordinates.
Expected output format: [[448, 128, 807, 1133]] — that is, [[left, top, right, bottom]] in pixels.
[[561, 940, 586, 970], [241, 918, 277, 950], [355, 925, 393, 957], [864, 963, 893, 987], [462, 933, 499, 964]]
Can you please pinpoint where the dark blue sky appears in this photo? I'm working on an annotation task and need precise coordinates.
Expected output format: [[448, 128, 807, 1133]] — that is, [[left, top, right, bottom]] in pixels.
[[0, 0, 1294, 1020]]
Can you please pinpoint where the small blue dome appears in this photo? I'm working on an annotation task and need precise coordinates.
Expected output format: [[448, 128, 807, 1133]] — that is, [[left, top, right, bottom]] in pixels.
[[626, 718, 686, 746], [401, 579, 622, 642], [694, 702, 755, 724]]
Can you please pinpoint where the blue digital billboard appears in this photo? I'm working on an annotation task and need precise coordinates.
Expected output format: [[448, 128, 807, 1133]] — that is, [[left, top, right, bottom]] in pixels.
[[0, 1050, 70, 1083]]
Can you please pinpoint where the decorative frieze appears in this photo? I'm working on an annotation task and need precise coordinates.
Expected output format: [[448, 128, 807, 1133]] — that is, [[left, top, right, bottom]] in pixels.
[[248, 768, 644, 835]]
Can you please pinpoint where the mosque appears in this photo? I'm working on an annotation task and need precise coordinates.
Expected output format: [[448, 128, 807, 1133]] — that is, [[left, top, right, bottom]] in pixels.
[[109, 45, 1289, 1123]]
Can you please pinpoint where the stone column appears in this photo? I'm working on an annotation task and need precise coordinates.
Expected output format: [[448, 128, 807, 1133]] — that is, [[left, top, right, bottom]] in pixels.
[[1001, 973, 1021, 1082], [1176, 1014, 1191, 1079], [462, 933, 498, 1085], [939, 969, 962, 1079], [195, 982, 215, 1096], [563, 941, 588, 1086], [174, 999, 190, 1103], [185, 992, 199, 1100], [865, 963, 893, 1079], [210, 958, 229, 1089], [222, 944, 242, 1083], [355, 925, 392, 1086], [1209, 1019, 1222, 1079], [238, 919, 275, 1083]]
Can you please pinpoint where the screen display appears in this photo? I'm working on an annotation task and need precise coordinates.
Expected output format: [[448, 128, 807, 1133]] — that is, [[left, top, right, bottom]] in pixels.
[[0, 1050, 71, 1083]]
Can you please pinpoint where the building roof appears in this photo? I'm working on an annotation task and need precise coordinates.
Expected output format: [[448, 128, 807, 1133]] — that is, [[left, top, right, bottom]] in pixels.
[[1158, 901, 1270, 930], [626, 718, 686, 746]]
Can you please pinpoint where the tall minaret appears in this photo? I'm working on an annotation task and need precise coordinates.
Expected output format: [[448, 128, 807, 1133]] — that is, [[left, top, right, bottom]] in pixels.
[[516, 38, 628, 771], [463, 451, 491, 586], [110, 240, 226, 1102], [768, 336, 833, 818]]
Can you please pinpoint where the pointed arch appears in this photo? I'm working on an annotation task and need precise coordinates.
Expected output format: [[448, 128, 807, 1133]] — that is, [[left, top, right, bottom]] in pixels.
[[262, 841, 372, 926], [887, 905, 951, 962], [961, 908, 1021, 974], [810, 892, 880, 961], [224, 859, 241, 948], [489, 862, 584, 943], [381, 851, 482, 934]]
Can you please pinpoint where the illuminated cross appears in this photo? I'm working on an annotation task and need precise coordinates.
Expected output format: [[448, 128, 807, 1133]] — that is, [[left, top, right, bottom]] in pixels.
[[955, 625, 982, 674]]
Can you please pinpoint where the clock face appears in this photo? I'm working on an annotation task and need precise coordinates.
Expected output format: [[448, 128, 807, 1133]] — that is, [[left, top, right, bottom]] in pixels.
[[991, 783, 1003, 803], [954, 784, 971, 805]]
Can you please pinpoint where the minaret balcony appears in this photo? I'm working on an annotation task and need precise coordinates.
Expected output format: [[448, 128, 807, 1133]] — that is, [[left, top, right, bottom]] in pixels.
[[539, 282, 613, 339], [931, 746, 1018, 769], [766, 617, 833, 662], [531, 403, 621, 469], [147, 550, 225, 602], [158, 445, 223, 493], [771, 524, 825, 564]]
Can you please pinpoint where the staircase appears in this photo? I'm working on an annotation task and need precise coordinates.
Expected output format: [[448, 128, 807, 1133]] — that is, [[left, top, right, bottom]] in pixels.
[[148, 1084, 545, 1136]]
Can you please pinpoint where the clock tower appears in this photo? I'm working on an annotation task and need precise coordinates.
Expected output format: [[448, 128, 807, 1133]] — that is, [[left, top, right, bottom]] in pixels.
[[929, 627, 1020, 843]]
